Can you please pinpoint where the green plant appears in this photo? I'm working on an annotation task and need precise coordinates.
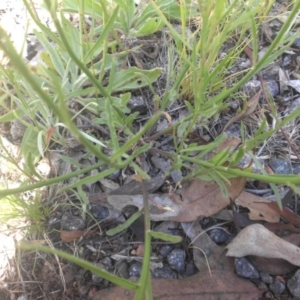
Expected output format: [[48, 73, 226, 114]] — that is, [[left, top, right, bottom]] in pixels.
[[1, 0, 300, 299]]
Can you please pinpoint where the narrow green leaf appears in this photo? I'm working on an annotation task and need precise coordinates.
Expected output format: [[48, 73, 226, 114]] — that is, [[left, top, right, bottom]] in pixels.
[[20, 126, 41, 164], [84, 6, 119, 63], [150, 231, 182, 243], [132, 17, 164, 37], [107, 210, 144, 236]]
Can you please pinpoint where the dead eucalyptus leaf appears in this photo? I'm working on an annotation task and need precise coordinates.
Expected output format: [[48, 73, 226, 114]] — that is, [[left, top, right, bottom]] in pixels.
[[92, 270, 260, 300], [262, 202, 300, 226], [181, 222, 232, 272], [226, 224, 300, 267], [107, 177, 246, 222], [248, 234, 300, 275], [236, 191, 280, 223]]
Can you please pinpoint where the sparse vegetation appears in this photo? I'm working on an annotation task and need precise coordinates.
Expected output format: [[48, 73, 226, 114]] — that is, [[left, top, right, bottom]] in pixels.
[[1, 0, 300, 299]]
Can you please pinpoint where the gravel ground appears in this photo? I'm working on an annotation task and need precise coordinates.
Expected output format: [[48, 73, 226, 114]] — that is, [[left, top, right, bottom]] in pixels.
[[1, 1, 300, 300]]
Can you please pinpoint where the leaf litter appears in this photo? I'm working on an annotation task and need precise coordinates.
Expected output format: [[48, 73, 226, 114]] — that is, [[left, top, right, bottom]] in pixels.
[[2, 1, 300, 299], [226, 224, 300, 267], [92, 270, 260, 300], [94, 176, 246, 222]]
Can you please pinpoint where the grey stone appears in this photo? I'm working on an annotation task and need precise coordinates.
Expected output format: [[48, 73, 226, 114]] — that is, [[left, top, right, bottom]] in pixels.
[[293, 164, 300, 175], [154, 221, 179, 235], [92, 258, 112, 283], [61, 212, 86, 231], [152, 264, 177, 279], [170, 170, 183, 183], [115, 261, 129, 279], [127, 96, 147, 114], [282, 55, 292, 68], [167, 248, 186, 273], [185, 262, 195, 277], [159, 245, 173, 258], [244, 80, 261, 97], [234, 257, 259, 279], [208, 228, 229, 244], [269, 158, 292, 174], [285, 97, 300, 114], [270, 280, 285, 296], [129, 262, 143, 277], [293, 37, 300, 49], [260, 272, 273, 284], [288, 269, 300, 298], [266, 80, 279, 97], [297, 56, 300, 67], [92, 206, 109, 220]]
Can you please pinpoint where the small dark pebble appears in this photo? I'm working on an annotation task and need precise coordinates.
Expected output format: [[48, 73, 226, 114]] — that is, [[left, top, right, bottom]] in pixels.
[[170, 170, 183, 183], [167, 248, 186, 273], [100, 165, 121, 180], [185, 262, 195, 277], [92, 258, 112, 283], [234, 257, 259, 279], [270, 280, 285, 297], [293, 164, 300, 175], [282, 55, 292, 68], [129, 262, 143, 278], [266, 80, 279, 97], [159, 245, 173, 258], [297, 56, 300, 67], [244, 80, 261, 96], [287, 269, 300, 298], [269, 158, 292, 174], [92, 205, 109, 220], [293, 37, 300, 49], [260, 272, 273, 284], [127, 96, 147, 114], [208, 228, 229, 244], [108, 169, 122, 181], [152, 265, 177, 279], [115, 261, 129, 279], [61, 212, 86, 231], [167, 227, 181, 236]]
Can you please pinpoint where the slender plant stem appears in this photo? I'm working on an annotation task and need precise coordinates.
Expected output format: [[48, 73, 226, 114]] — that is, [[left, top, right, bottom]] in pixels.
[[133, 180, 152, 300]]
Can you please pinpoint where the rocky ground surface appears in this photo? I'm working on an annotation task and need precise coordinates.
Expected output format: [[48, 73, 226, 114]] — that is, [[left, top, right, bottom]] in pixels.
[[1, 1, 300, 300]]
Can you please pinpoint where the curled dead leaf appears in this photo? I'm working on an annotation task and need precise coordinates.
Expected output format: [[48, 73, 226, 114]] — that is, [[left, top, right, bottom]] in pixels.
[[226, 224, 300, 267], [107, 177, 246, 222], [60, 229, 94, 243], [181, 222, 232, 272], [262, 202, 300, 226], [248, 234, 300, 275], [236, 191, 280, 223], [92, 270, 260, 300]]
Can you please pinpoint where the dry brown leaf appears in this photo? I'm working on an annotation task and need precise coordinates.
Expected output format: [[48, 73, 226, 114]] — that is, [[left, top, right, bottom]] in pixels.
[[262, 202, 300, 226], [181, 222, 232, 271], [107, 177, 246, 222], [264, 222, 300, 233], [236, 191, 280, 222], [248, 233, 300, 275], [232, 211, 258, 227], [226, 224, 300, 266], [60, 229, 93, 243], [92, 270, 260, 300], [131, 244, 145, 257]]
